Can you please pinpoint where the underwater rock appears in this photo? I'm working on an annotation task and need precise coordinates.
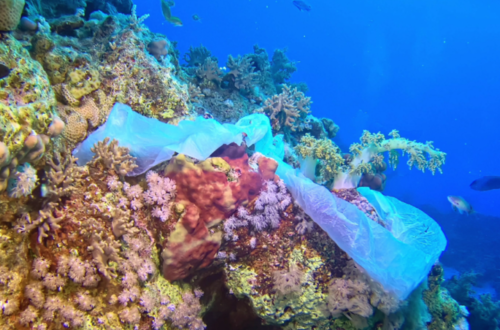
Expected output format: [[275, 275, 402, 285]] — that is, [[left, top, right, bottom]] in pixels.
[[18, 16, 38, 31], [48, 15, 85, 36], [0, 62, 10, 79], [321, 117, 339, 138]]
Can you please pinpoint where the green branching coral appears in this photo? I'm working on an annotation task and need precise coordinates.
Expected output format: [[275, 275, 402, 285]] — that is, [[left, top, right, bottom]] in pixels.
[[295, 134, 345, 182], [294, 127, 446, 189], [258, 84, 311, 132], [225, 55, 258, 91]]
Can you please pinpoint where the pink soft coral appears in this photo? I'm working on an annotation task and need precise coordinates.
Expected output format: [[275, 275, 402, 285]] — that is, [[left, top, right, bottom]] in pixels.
[[143, 171, 176, 222]]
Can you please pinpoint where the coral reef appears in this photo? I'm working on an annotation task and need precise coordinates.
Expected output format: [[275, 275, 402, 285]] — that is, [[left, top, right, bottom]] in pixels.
[[0, 5, 461, 330], [445, 271, 500, 329]]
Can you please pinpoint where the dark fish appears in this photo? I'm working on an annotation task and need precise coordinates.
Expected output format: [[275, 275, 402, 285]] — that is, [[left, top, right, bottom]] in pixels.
[[0, 63, 10, 79], [161, 0, 183, 26], [192, 14, 201, 21], [470, 176, 500, 191], [293, 0, 311, 12]]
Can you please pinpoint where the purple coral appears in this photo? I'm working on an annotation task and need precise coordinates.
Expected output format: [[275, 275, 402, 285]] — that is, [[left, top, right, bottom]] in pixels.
[[43, 296, 63, 321], [19, 305, 38, 326], [119, 306, 141, 324], [42, 273, 67, 291], [169, 292, 206, 330], [139, 291, 157, 312], [31, 258, 50, 279], [74, 291, 96, 311], [118, 286, 141, 305], [327, 278, 373, 317], [60, 304, 85, 327], [224, 179, 291, 240], [106, 175, 123, 191], [25, 282, 45, 308], [143, 171, 176, 222], [62, 256, 101, 287], [1, 298, 19, 315]]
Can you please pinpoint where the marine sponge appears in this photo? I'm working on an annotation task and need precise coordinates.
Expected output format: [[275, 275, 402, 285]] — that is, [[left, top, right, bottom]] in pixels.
[[0, 0, 25, 31]]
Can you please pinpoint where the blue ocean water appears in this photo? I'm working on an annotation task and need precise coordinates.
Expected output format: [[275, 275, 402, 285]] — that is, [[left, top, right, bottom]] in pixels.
[[136, 0, 500, 219]]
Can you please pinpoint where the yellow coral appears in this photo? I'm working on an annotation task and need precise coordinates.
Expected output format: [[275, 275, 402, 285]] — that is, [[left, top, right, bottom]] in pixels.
[[0, 35, 57, 161], [67, 67, 101, 100], [0, 0, 25, 31], [356, 130, 446, 175], [99, 29, 189, 122], [295, 134, 344, 181]]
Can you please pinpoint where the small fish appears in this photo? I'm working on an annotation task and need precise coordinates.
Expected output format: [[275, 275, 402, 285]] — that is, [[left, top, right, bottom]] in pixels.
[[447, 196, 474, 215], [293, 0, 311, 12], [0, 63, 10, 79], [161, 0, 183, 26], [470, 176, 500, 191], [192, 14, 201, 22], [41, 184, 48, 197]]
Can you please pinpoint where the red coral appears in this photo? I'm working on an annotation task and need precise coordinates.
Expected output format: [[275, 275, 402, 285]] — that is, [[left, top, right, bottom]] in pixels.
[[161, 147, 276, 281]]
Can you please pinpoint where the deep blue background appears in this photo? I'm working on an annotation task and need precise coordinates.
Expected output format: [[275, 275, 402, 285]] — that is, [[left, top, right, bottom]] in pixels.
[[136, 0, 500, 218]]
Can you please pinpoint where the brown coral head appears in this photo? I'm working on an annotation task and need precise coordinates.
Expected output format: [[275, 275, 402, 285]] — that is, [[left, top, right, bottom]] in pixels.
[[147, 39, 169, 61], [209, 142, 247, 160], [358, 173, 386, 192]]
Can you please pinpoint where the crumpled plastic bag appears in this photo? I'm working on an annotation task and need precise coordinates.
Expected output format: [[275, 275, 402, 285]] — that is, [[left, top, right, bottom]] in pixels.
[[73, 103, 272, 176], [74, 102, 446, 299], [272, 161, 447, 299]]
